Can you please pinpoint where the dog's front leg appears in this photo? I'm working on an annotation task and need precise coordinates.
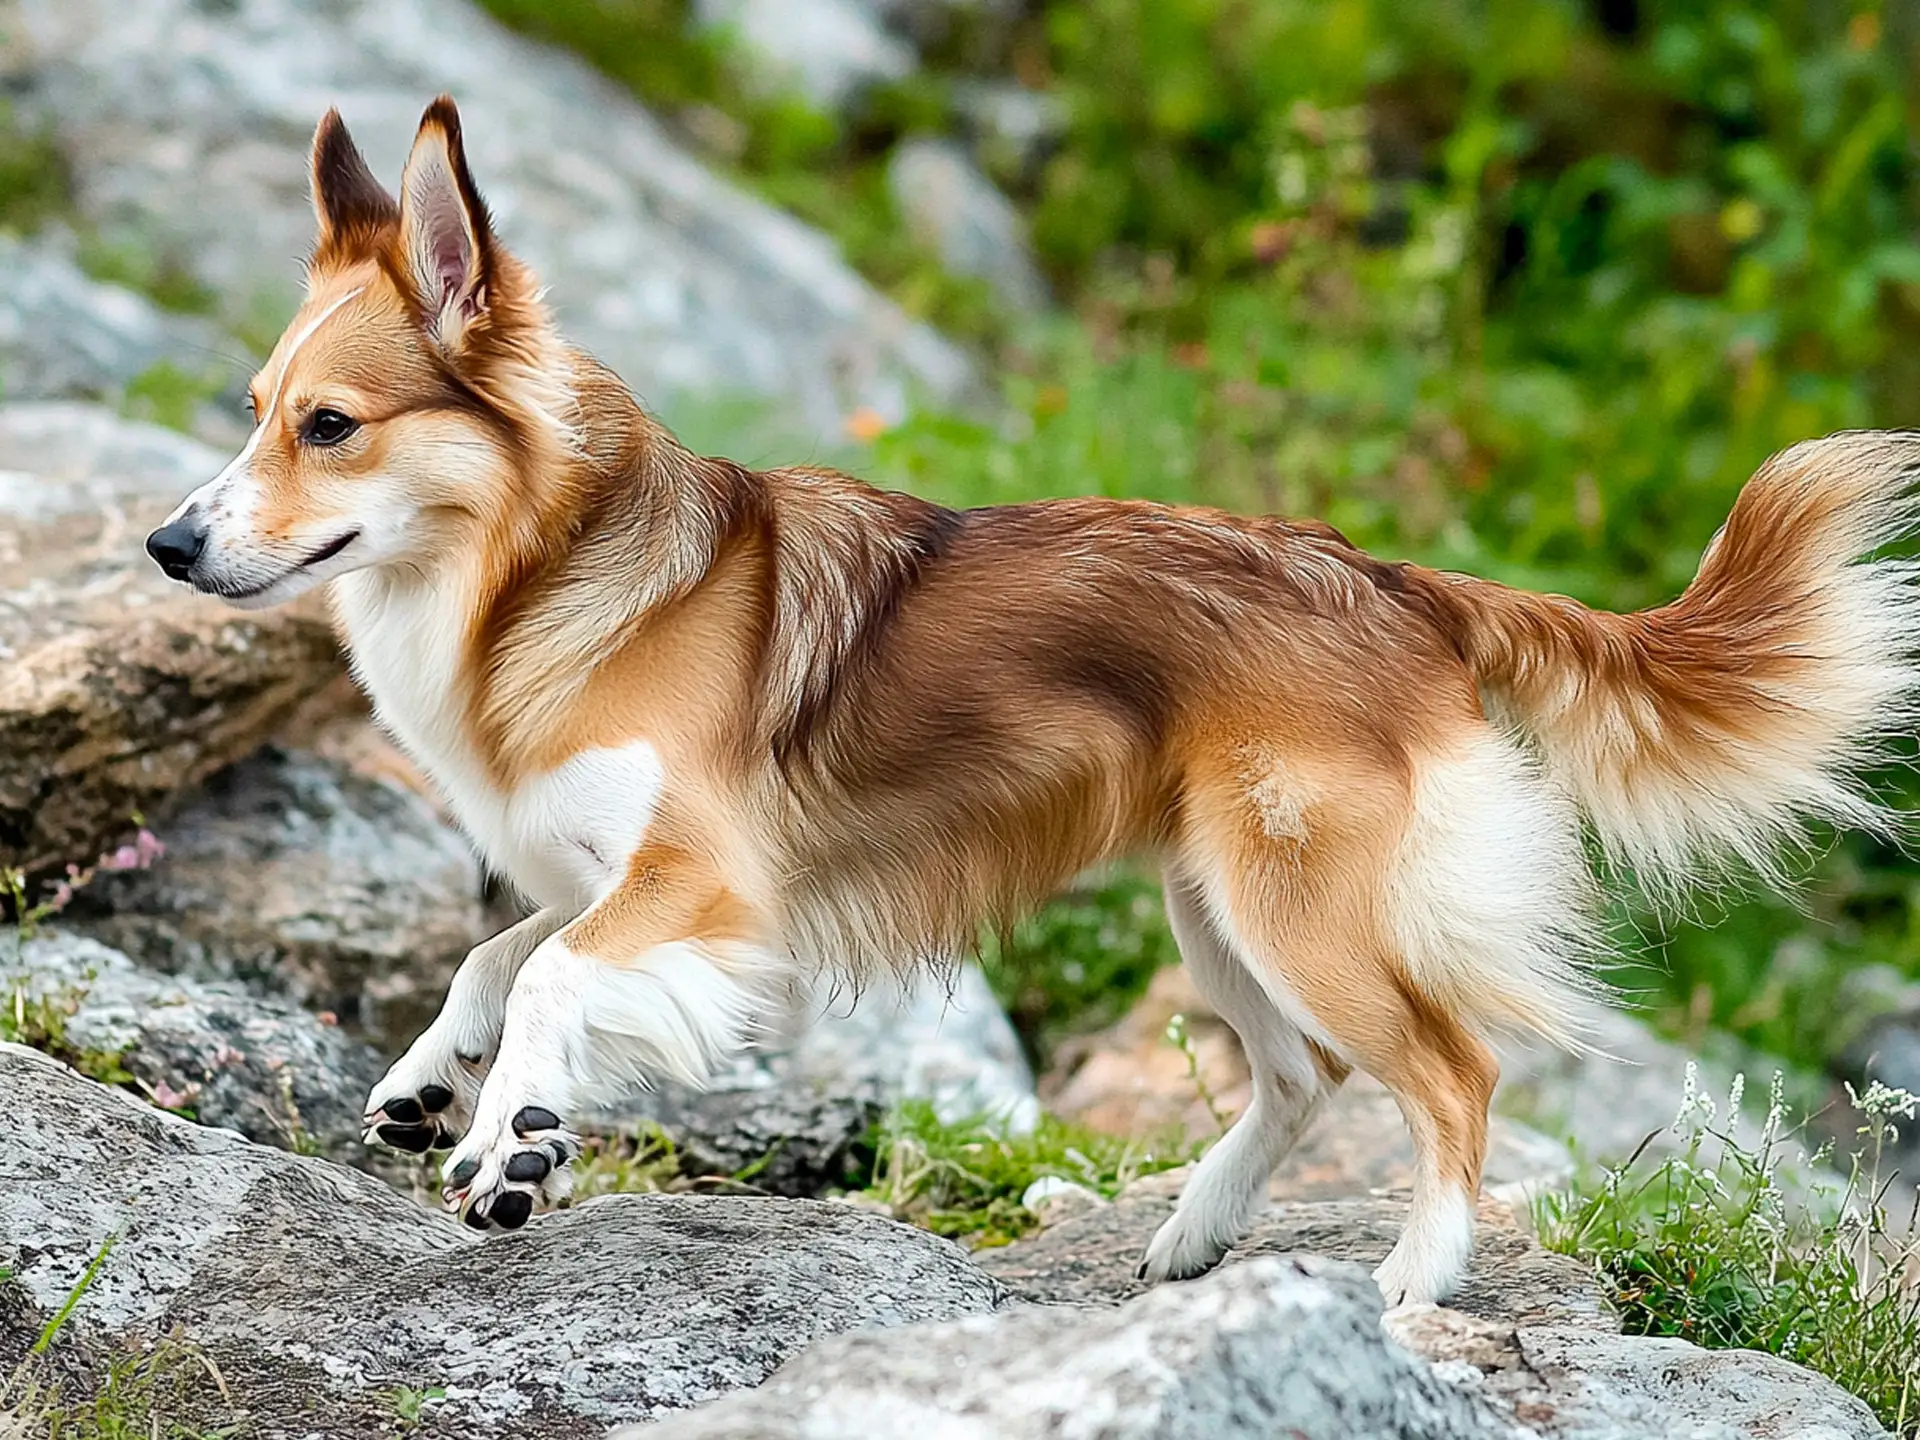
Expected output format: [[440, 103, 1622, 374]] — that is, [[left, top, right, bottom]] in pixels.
[[438, 857, 772, 1230], [363, 906, 573, 1154]]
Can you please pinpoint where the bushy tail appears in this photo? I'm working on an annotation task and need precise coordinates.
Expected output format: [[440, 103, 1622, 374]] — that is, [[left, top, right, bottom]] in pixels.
[[1417, 431, 1920, 900]]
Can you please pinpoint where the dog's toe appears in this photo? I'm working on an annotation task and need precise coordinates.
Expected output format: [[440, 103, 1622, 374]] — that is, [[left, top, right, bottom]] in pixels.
[[442, 1111, 577, 1233]]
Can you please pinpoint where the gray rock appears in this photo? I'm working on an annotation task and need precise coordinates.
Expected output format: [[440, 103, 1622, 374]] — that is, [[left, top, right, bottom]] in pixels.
[[0, 232, 236, 419], [977, 1179, 1611, 1333], [1517, 1325, 1888, 1439], [0, 1043, 1007, 1436], [1497, 1006, 1797, 1169], [4, 0, 975, 443], [1393, 1306, 1890, 1439], [629, 1255, 1530, 1440], [695, 0, 916, 114], [599, 966, 1037, 1196], [65, 747, 486, 1048], [3, 928, 385, 1166], [0, 402, 339, 882], [888, 137, 1049, 311]]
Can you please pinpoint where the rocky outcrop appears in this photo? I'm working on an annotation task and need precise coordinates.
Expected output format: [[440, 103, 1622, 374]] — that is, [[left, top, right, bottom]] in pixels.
[[632, 1256, 1528, 1440], [0, 1044, 1007, 1438], [695, 0, 916, 114], [978, 1178, 1605, 1331], [0, 233, 236, 424], [603, 965, 1037, 1195], [888, 137, 1048, 310], [0, 403, 339, 881], [65, 747, 487, 1046], [3, 0, 975, 442], [971, 1170, 1888, 1440], [3, 929, 385, 1167]]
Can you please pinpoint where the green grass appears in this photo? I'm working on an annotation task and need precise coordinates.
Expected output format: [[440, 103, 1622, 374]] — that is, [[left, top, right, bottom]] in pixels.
[[119, 362, 230, 436], [977, 868, 1179, 1069], [0, 103, 71, 235], [2, 1239, 245, 1439], [1537, 1069, 1920, 1435], [568, 1123, 686, 1200], [0, 979, 135, 1093], [856, 1100, 1200, 1249]]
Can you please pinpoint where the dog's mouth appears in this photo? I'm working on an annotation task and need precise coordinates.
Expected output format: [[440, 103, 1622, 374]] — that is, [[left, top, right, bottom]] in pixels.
[[212, 529, 361, 600]]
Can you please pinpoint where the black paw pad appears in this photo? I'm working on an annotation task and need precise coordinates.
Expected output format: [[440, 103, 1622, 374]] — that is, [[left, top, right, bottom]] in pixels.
[[512, 1106, 560, 1136], [489, 1191, 533, 1230], [382, 1096, 425, 1125], [462, 1205, 490, 1231], [377, 1123, 435, 1153], [504, 1151, 552, 1184], [429, 1128, 457, 1151], [418, 1084, 456, 1113], [447, 1157, 480, 1190]]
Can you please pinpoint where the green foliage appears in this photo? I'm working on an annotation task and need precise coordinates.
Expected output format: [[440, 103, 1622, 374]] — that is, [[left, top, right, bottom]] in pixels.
[[120, 362, 228, 435], [2, 1239, 244, 1439], [4, 1341, 243, 1440], [0, 979, 136, 1091], [0, 103, 71, 235], [977, 868, 1178, 1066], [76, 238, 218, 317], [1538, 1070, 1920, 1435], [385, 1384, 446, 1432], [857, 1100, 1200, 1248], [568, 1123, 685, 1200], [867, 0, 1920, 1070]]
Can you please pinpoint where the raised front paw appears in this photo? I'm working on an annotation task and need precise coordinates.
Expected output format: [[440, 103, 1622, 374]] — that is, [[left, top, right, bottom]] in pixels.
[[363, 1049, 482, 1154], [440, 1105, 577, 1232]]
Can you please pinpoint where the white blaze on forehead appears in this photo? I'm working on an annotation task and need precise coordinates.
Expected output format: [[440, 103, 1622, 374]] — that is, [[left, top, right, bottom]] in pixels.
[[165, 285, 367, 525], [263, 283, 368, 420]]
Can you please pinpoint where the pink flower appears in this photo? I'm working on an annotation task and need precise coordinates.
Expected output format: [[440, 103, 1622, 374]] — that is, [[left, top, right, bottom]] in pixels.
[[149, 1078, 200, 1111]]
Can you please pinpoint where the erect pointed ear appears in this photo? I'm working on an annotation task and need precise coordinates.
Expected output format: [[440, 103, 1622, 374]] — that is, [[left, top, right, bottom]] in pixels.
[[310, 109, 397, 256], [397, 94, 495, 351]]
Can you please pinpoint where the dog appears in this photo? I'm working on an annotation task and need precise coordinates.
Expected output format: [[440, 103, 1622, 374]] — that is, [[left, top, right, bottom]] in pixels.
[[145, 96, 1920, 1306]]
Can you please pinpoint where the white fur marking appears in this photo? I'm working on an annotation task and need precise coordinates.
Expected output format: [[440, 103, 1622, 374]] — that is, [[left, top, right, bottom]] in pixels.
[[1387, 732, 1601, 1048], [1372, 1182, 1476, 1307]]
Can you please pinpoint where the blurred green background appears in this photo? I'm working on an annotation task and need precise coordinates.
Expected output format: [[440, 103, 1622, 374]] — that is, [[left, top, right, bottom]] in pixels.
[[16, 0, 1920, 1086]]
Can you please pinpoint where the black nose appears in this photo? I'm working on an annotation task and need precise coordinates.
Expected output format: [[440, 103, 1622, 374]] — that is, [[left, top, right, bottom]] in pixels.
[[145, 518, 207, 581]]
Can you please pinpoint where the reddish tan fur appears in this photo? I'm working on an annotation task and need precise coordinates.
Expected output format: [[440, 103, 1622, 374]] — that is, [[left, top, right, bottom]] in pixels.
[[183, 99, 1920, 1300]]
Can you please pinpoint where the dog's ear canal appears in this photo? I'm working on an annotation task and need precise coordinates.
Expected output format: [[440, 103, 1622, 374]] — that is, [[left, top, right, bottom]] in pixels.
[[310, 109, 398, 256], [397, 94, 497, 353]]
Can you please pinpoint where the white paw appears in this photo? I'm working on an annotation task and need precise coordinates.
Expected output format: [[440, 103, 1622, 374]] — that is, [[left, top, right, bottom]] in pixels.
[[441, 1101, 577, 1233], [1137, 1210, 1230, 1285], [1371, 1186, 1475, 1306], [362, 1038, 484, 1154], [1374, 1236, 1459, 1313]]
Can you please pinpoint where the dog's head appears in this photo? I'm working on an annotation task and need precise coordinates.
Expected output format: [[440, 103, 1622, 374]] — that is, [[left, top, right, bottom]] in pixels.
[[147, 97, 571, 608]]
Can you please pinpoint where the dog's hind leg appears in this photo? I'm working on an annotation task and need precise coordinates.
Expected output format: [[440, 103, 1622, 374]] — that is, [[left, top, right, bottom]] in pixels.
[[1137, 875, 1350, 1283], [364, 905, 571, 1153]]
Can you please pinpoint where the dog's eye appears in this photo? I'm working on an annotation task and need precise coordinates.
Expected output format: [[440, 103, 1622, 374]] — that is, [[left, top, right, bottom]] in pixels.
[[303, 408, 359, 446]]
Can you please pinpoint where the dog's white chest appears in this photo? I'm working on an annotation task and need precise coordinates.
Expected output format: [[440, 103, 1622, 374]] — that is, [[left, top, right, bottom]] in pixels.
[[493, 743, 667, 905], [333, 574, 666, 908]]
